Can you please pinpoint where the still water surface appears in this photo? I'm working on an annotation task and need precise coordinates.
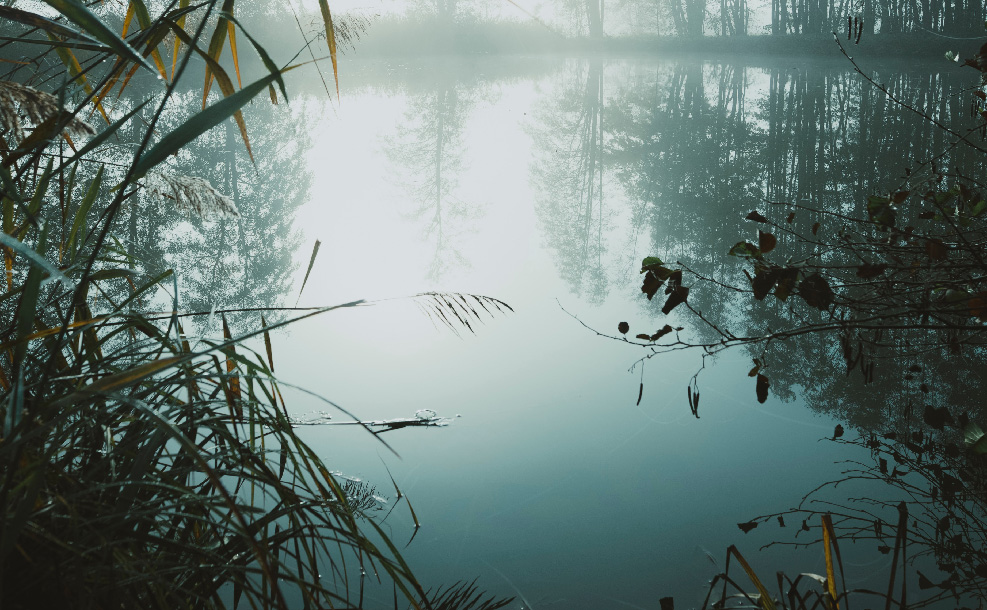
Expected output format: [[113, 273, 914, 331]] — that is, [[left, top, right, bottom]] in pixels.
[[201, 55, 976, 608]]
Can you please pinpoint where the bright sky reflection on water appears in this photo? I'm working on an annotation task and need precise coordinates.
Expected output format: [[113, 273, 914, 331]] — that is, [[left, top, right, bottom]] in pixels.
[[265, 57, 888, 609]]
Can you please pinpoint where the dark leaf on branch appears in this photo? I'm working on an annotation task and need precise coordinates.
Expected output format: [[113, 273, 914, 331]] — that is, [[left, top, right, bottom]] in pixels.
[[801, 519, 810, 531], [918, 211, 936, 219], [774, 268, 799, 301], [777, 515, 785, 527], [758, 231, 777, 254], [892, 190, 910, 204], [661, 285, 689, 314], [968, 292, 987, 319], [636, 334, 651, 340], [908, 364, 922, 372], [786, 212, 795, 223], [879, 457, 888, 474], [650, 325, 673, 341], [748, 358, 761, 377], [867, 195, 897, 229], [812, 222, 820, 235], [746, 210, 768, 223], [737, 520, 758, 533], [756, 374, 770, 403], [798, 273, 834, 310], [925, 238, 948, 261], [751, 268, 777, 301], [728, 241, 760, 257], [641, 256, 664, 272], [920, 383, 930, 393], [856, 263, 889, 278], [618, 322, 629, 335], [642, 271, 663, 301], [923, 405, 954, 430], [659, 597, 674, 610], [833, 424, 844, 439], [877, 545, 891, 554]]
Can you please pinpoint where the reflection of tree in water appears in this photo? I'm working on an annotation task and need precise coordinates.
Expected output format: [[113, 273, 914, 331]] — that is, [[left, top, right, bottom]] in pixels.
[[119, 91, 310, 330], [385, 74, 486, 280], [596, 60, 987, 604], [530, 60, 610, 303]]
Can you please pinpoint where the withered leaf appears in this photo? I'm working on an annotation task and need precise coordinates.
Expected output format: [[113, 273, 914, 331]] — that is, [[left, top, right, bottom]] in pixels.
[[812, 222, 821, 235], [833, 424, 844, 439], [756, 374, 770, 403], [758, 230, 777, 254], [661, 285, 689, 314], [650, 325, 673, 341], [746, 210, 768, 223], [636, 334, 652, 340], [857, 263, 889, 278], [642, 271, 663, 301], [923, 404, 953, 430], [737, 520, 758, 533], [798, 273, 834, 310], [786, 212, 795, 224], [618, 321, 629, 335], [925, 238, 948, 261], [751, 268, 777, 301]]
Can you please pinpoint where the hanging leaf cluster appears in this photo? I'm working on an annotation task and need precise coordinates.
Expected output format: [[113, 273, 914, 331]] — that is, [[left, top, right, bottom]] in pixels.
[[639, 257, 690, 315]]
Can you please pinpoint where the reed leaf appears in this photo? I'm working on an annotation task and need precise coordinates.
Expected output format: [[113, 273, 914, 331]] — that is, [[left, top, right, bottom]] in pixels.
[[131, 70, 282, 181], [41, 0, 155, 73]]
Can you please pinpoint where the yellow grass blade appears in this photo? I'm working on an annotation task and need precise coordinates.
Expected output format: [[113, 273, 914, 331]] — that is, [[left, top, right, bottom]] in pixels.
[[0, 316, 108, 353], [148, 45, 168, 82], [81, 357, 182, 395], [261, 314, 274, 371], [727, 545, 777, 610], [821, 515, 839, 610], [316, 0, 339, 98], [49, 40, 110, 123], [171, 0, 190, 79], [121, 1, 135, 37], [227, 20, 241, 88], [202, 0, 235, 108], [166, 22, 254, 163], [4, 246, 13, 290]]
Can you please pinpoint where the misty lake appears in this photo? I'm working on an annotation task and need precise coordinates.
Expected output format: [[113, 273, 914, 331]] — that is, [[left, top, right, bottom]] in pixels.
[[160, 54, 984, 608]]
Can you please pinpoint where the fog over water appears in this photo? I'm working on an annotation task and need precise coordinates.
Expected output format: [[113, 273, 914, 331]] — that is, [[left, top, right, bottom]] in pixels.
[[169, 55, 980, 607]]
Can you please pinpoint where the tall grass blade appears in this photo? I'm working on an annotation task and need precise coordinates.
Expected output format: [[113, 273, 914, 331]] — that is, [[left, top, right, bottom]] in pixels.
[[727, 545, 777, 610], [63, 102, 148, 170], [0, 6, 101, 43], [131, 70, 282, 180], [201, 0, 235, 106], [220, 13, 287, 102], [316, 0, 339, 97], [48, 41, 110, 123], [0, 232, 73, 289], [163, 21, 253, 163], [170, 0, 190, 79], [296, 239, 320, 305], [41, 0, 155, 73], [883, 503, 908, 610], [227, 20, 242, 88]]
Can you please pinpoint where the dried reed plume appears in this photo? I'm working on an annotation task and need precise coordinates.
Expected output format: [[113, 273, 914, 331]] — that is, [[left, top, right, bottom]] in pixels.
[[0, 80, 95, 143], [145, 171, 239, 217]]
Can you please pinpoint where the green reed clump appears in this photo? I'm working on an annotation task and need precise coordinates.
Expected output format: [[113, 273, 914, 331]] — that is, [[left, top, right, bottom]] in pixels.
[[0, 1, 510, 608]]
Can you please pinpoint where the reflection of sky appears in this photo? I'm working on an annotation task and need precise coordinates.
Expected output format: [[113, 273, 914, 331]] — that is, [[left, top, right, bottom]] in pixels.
[[271, 61, 886, 609]]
